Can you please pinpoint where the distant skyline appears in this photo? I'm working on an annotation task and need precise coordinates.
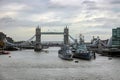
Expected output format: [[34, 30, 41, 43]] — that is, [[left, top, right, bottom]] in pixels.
[[0, 0, 120, 42]]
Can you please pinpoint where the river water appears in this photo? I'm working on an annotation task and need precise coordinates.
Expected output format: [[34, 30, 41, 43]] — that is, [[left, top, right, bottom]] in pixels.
[[0, 47, 120, 80]]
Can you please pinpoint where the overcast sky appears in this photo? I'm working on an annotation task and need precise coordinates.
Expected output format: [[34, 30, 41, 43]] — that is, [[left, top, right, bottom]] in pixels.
[[0, 0, 120, 42]]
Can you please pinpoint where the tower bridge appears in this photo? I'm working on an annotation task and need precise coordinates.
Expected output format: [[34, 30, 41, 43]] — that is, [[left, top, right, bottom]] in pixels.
[[4, 26, 75, 51], [34, 26, 69, 51]]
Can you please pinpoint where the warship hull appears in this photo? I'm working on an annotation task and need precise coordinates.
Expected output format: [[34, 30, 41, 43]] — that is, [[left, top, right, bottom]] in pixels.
[[73, 53, 92, 60], [58, 50, 73, 60]]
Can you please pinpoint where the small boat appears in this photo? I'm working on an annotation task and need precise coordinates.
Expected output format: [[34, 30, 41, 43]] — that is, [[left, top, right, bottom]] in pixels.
[[58, 45, 73, 60], [4, 47, 19, 51], [73, 44, 93, 60], [0, 51, 10, 55]]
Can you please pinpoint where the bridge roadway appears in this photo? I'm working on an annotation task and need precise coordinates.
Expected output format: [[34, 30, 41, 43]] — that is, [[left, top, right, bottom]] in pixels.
[[41, 32, 64, 35]]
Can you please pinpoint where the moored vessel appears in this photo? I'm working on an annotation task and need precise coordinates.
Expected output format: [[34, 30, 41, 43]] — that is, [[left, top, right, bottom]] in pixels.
[[58, 45, 73, 60], [0, 50, 10, 55]]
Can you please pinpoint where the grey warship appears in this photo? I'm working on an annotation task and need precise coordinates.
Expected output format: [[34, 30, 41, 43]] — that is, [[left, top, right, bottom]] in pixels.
[[73, 34, 93, 60], [58, 45, 73, 60]]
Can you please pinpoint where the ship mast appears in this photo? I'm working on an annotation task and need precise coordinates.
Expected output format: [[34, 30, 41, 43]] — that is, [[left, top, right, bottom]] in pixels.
[[79, 34, 84, 44]]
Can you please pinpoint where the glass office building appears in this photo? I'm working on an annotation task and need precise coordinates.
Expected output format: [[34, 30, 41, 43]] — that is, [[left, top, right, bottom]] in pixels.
[[112, 27, 120, 47]]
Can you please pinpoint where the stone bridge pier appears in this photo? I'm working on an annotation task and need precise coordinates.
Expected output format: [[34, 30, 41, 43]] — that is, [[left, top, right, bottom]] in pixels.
[[34, 26, 42, 51], [64, 27, 69, 45]]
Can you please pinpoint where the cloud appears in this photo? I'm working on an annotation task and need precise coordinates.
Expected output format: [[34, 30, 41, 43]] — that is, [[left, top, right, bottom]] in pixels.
[[0, 0, 119, 41], [0, 2, 30, 19], [109, 0, 120, 4], [0, 16, 14, 23], [0, 3, 28, 11], [50, 0, 84, 7], [0, 11, 18, 18], [29, 12, 60, 22]]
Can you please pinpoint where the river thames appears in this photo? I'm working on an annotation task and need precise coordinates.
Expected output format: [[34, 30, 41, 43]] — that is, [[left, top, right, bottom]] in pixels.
[[0, 47, 120, 80]]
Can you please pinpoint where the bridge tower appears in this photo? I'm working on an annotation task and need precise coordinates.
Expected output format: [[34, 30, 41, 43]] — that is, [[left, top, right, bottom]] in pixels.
[[64, 27, 69, 45], [34, 26, 42, 51]]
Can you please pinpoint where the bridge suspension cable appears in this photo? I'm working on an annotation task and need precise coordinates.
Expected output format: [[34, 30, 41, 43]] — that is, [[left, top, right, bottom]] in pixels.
[[26, 35, 35, 42], [4, 35, 36, 47], [69, 35, 76, 42]]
